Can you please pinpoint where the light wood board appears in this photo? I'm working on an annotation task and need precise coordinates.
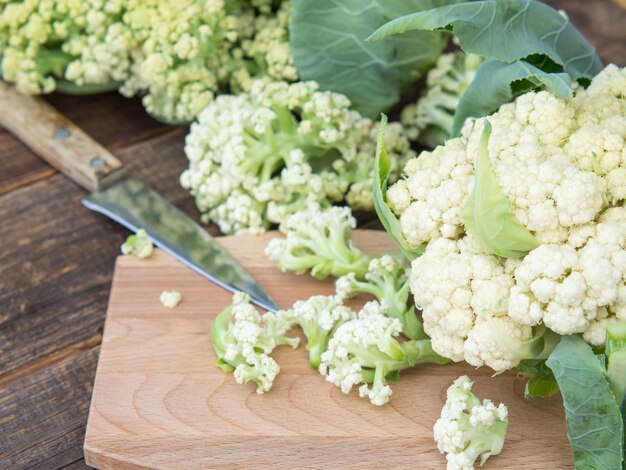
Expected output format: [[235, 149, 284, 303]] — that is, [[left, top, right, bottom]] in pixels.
[[84, 230, 572, 469]]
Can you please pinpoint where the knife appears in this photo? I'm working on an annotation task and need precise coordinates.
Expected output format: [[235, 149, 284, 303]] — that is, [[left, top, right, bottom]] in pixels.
[[0, 81, 280, 312]]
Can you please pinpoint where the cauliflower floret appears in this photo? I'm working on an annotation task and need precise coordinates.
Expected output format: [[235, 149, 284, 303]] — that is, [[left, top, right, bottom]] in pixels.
[[411, 236, 529, 371], [121, 229, 154, 259], [211, 292, 299, 394], [159, 291, 182, 309], [391, 139, 473, 247], [573, 64, 626, 126], [509, 211, 626, 343], [335, 254, 423, 339], [464, 312, 534, 371], [319, 301, 447, 406], [565, 119, 626, 204], [265, 205, 373, 279], [434, 375, 508, 470], [388, 65, 625, 250], [181, 80, 413, 234], [286, 295, 355, 368]]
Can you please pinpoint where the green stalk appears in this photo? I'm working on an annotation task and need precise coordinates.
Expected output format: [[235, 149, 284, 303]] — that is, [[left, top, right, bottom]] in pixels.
[[55, 80, 120, 95], [606, 322, 626, 407]]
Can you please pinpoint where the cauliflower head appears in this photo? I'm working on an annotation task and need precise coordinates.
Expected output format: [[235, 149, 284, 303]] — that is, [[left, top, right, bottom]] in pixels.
[[181, 80, 413, 234], [0, 0, 296, 123], [389, 64, 625, 248], [388, 65, 626, 371], [0, 0, 131, 94]]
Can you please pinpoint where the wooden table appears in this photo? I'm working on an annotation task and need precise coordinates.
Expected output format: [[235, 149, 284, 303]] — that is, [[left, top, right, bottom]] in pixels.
[[0, 1, 624, 468]]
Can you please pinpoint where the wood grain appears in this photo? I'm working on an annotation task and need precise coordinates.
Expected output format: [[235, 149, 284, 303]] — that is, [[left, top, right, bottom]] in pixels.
[[0, 91, 168, 196], [0, 129, 198, 379], [0, 82, 126, 192], [0, 347, 99, 469], [84, 232, 571, 470]]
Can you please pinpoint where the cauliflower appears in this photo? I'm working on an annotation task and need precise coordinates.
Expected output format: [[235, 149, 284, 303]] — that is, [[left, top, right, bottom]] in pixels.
[[159, 290, 181, 308], [211, 292, 299, 393], [286, 295, 355, 368], [336, 255, 425, 340], [389, 65, 625, 248], [383, 65, 626, 371], [434, 375, 508, 470], [0, 0, 130, 95], [411, 236, 541, 371], [401, 51, 482, 148], [121, 229, 153, 258], [509, 207, 626, 341], [0, 0, 296, 123], [180, 79, 413, 234], [319, 301, 448, 406], [265, 205, 373, 279]]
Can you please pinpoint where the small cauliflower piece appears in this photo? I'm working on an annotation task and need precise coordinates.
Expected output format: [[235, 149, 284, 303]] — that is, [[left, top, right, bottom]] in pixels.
[[121, 229, 153, 259], [159, 291, 182, 309], [336, 255, 424, 340], [434, 376, 508, 470], [265, 205, 373, 279], [287, 295, 355, 368], [319, 301, 448, 406], [211, 292, 299, 394]]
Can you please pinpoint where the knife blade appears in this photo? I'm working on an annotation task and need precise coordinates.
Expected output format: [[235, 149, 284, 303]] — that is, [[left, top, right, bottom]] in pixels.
[[0, 81, 280, 312]]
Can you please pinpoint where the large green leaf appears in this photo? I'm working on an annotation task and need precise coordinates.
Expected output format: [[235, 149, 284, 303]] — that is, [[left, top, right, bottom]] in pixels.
[[374, 115, 422, 261], [290, 0, 460, 118], [451, 58, 572, 136], [546, 336, 624, 470], [463, 120, 540, 258], [368, 0, 603, 81]]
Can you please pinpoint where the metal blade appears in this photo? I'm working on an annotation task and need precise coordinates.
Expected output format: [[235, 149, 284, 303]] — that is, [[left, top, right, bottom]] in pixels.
[[82, 176, 280, 312]]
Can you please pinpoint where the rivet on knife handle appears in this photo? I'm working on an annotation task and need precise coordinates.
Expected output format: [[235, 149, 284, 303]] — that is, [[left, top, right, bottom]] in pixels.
[[0, 81, 127, 192]]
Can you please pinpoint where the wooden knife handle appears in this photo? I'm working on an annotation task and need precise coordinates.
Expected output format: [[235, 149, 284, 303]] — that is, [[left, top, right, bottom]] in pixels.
[[0, 81, 126, 192]]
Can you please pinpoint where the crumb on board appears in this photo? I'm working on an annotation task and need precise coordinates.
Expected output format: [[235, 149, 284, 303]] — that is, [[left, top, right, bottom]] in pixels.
[[160, 291, 182, 308]]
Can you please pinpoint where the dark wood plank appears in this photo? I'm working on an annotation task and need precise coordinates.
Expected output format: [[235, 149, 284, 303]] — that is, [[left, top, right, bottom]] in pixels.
[[57, 459, 90, 470], [45, 93, 171, 152], [0, 135, 55, 195], [0, 129, 211, 380], [0, 92, 171, 196], [0, 347, 98, 470]]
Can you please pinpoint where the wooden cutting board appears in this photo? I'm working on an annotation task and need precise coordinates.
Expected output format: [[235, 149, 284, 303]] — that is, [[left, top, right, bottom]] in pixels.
[[84, 230, 572, 469]]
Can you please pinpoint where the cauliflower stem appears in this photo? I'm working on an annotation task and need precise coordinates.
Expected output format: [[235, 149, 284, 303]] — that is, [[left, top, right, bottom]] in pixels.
[[288, 295, 355, 368], [606, 322, 626, 407], [266, 206, 373, 279], [336, 255, 425, 339], [320, 301, 449, 406]]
